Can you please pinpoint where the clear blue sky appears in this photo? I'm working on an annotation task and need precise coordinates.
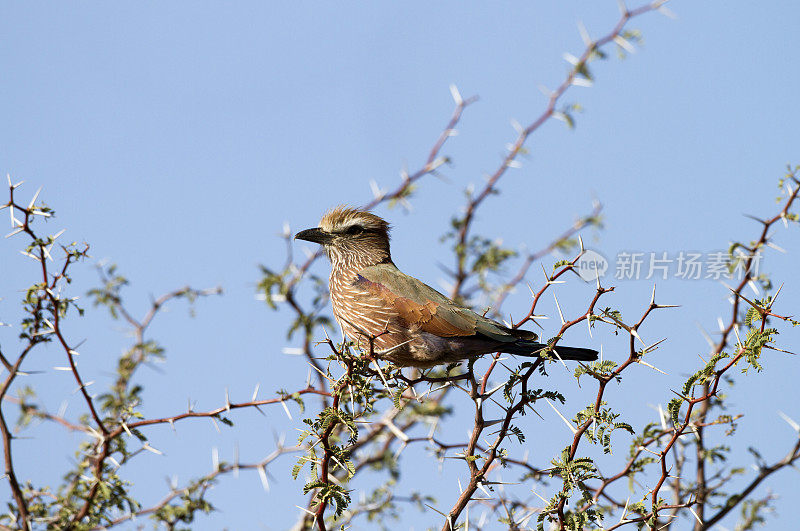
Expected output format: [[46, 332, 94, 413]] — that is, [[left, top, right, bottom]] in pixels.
[[1, 1, 799, 529]]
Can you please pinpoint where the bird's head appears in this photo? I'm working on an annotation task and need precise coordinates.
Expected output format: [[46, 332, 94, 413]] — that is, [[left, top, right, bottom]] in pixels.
[[295, 206, 392, 267]]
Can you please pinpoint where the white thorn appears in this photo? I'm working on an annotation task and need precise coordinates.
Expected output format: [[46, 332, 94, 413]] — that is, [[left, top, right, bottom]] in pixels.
[[571, 77, 593, 87], [637, 358, 668, 375], [657, 4, 677, 19], [766, 241, 786, 253], [619, 497, 630, 523], [545, 399, 577, 434], [778, 411, 800, 433], [614, 35, 636, 53], [553, 293, 566, 325], [577, 21, 591, 46], [20, 250, 41, 262], [369, 179, 385, 200], [630, 327, 646, 346], [383, 419, 409, 443], [657, 404, 667, 430], [687, 507, 703, 525], [258, 465, 270, 492], [551, 348, 569, 371], [696, 322, 715, 349], [733, 323, 743, 347], [281, 400, 293, 420], [4, 227, 24, 238], [449, 84, 463, 105], [748, 280, 761, 296], [142, 442, 163, 455], [27, 187, 42, 210]]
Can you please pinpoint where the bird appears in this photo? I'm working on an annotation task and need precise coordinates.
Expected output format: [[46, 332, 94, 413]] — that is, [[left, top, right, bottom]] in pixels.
[[294, 206, 597, 368]]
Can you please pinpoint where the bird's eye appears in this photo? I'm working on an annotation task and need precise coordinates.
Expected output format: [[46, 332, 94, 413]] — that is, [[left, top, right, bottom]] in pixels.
[[344, 225, 365, 235]]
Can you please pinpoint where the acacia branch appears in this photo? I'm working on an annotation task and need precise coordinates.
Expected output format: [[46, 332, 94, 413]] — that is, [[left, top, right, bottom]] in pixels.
[[450, 0, 667, 299]]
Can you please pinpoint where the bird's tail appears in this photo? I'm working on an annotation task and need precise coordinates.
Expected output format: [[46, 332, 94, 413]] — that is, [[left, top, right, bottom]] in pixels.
[[502, 341, 598, 362]]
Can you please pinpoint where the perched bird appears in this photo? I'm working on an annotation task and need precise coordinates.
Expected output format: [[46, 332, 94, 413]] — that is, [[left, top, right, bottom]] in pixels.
[[295, 206, 597, 368]]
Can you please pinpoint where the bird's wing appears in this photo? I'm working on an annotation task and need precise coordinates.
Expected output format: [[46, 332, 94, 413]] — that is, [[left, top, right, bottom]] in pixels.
[[356, 263, 529, 343]]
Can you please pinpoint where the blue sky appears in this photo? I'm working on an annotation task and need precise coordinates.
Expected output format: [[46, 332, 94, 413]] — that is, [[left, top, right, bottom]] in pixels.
[[1, 1, 799, 529]]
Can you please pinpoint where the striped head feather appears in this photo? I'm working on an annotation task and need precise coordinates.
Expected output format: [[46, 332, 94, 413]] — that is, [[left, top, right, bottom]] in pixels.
[[296, 206, 393, 268], [319, 206, 391, 236]]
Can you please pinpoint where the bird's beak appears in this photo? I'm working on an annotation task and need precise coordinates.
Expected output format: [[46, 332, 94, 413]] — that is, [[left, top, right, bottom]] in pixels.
[[294, 227, 333, 245]]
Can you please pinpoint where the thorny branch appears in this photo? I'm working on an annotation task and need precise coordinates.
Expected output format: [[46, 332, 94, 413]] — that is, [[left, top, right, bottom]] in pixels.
[[449, 1, 667, 300], [0, 178, 317, 528], [1, 176, 92, 530], [88, 442, 301, 530], [278, 2, 797, 531]]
